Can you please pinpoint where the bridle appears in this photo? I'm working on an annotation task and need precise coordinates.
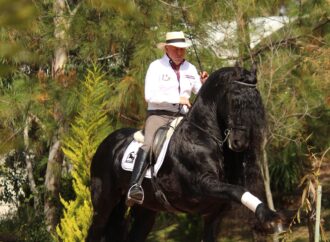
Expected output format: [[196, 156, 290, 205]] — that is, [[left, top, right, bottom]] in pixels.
[[225, 79, 256, 132], [187, 80, 256, 147], [187, 120, 231, 148], [233, 80, 257, 88], [171, 78, 256, 149]]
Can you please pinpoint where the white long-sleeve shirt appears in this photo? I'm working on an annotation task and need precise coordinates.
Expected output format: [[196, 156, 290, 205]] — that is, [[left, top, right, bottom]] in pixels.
[[145, 54, 202, 113]]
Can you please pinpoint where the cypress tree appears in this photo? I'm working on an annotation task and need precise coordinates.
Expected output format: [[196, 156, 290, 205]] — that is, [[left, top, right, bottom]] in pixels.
[[56, 66, 112, 241]]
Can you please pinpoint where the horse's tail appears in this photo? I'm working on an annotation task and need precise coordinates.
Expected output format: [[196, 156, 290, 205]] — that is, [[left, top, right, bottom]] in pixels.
[[88, 128, 139, 242]]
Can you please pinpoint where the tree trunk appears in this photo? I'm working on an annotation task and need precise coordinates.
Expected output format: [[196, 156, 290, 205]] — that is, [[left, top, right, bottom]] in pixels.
[[52, 0, 68, 77], [43, 0, 83, 233], [261, 139, 275, 210], [44, 136, 63, 233], [43, 0, 68, 234], [23, 115, 39, 209], [307, 213, 314, 242], [261, 138, 279, 242]]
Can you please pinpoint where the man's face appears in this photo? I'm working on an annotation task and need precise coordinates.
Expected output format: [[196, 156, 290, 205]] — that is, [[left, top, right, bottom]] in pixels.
[[165, 46, 186, 65]]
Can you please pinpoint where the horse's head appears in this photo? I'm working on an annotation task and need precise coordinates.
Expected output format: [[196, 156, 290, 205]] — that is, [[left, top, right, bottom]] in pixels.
[[189, 64, 265, 153], [220, 64, 265, 152]]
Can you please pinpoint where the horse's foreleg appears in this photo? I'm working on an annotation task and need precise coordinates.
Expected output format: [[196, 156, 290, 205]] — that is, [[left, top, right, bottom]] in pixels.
[[243, 161, 273, 239], [195, 179, 284, 234], [127, 206, 157, 242]]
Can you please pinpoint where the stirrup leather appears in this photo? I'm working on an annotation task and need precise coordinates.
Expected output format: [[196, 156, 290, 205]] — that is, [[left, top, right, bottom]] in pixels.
[[127, 184, 144, 204]]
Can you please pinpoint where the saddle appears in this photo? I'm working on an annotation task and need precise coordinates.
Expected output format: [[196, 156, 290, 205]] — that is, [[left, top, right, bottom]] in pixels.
[[133, 117, 183, 163], [133, 117, 183, 212]]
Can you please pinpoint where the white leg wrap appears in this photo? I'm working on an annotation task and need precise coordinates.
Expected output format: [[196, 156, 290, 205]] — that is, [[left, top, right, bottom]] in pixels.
[[241, 192, 262, 213]]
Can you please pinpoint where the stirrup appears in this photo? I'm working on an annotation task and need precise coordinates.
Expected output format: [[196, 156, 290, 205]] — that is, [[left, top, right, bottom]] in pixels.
[[126, 184, 144, 206]]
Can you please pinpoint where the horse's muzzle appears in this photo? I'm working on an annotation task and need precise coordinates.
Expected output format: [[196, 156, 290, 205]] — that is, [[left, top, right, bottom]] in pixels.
[[228, 131, 249, 152]]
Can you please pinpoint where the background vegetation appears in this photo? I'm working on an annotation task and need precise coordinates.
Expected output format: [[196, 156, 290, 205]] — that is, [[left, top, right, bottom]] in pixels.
[[0, 0, 329, 241]]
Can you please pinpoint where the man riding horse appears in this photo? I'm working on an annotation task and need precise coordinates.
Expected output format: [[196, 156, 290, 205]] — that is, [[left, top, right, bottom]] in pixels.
[[126, 31, 209, 206], [87, 32, 286, 242]]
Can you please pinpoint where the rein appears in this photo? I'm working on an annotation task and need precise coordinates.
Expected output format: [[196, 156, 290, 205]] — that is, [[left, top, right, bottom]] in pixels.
[[187, 119, 231, 148]]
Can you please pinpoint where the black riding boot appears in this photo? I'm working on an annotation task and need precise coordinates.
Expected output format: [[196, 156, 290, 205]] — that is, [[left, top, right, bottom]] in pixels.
[[126, 148, 149, 207]]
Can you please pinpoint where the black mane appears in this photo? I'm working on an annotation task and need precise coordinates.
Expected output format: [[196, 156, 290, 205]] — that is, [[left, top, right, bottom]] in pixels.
[[188, 66, 266, 147]]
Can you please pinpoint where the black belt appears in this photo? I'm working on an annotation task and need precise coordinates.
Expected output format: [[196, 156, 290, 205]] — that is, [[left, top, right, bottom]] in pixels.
[[147, 110, 184, 117]]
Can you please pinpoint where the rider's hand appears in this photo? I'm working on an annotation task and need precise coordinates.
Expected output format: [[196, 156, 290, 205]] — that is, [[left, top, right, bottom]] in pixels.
[[179, 97, 191, 108], [200, 71, 209, 84]]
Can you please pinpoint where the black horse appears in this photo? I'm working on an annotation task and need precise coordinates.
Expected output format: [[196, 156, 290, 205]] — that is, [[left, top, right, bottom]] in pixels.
[[86, 66, 284, 242]]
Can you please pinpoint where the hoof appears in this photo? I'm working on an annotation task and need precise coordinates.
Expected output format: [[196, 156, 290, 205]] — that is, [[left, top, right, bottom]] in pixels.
[[255, 203, 287, 235], [274, 222, 284, 233]]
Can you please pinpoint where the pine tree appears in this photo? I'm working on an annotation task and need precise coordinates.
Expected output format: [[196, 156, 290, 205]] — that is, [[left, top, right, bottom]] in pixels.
[[56, 66, 112, 241]]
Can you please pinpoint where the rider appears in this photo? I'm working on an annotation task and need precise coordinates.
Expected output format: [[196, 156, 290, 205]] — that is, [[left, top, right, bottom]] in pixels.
[[126, 31, 209, 206]]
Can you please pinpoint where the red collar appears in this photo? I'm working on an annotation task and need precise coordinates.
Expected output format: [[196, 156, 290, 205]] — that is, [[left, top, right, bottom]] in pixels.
[[167, 55, 185, 70]]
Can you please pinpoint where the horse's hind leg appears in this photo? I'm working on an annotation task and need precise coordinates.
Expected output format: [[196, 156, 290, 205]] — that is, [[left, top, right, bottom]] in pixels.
[[127, 206, 157, 242], [86, 176, 120, 242], [107, 197, 130, 242], [202, 206, 230, 242]]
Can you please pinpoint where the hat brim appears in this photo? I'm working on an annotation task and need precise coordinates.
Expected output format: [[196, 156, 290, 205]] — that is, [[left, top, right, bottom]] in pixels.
[[157, 40, 192, 50]]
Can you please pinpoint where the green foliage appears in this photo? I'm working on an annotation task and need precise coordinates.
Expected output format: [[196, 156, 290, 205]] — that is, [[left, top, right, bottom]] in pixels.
[[269, 142, 307, 192], [167, 213, 202, 241], [18, 206, 53, 242], [0, 206, 52, 242], [148, 213, 202, 242], [304, 105, 330, 152], [56, 66, 112, 241], [0, 151, 27, 205], [256, 1, 330, 192], [0, 0, 38, 75]]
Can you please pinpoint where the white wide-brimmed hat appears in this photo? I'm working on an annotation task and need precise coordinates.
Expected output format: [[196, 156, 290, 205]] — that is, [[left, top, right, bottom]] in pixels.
[[157, 31, 192, 49]]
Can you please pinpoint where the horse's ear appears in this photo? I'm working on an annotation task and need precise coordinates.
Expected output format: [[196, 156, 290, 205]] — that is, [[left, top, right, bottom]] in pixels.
[[234, 61, 243, 79], [251, 63, 257, 76]]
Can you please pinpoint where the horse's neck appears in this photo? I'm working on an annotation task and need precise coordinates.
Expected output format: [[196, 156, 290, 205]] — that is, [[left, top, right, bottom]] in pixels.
[[186, 99, 221, 136]]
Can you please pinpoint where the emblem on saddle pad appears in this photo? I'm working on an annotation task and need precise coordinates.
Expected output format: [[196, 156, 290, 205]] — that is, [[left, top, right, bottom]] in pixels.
[[125, 151, 136, 163], [121, 117, 183, 178]]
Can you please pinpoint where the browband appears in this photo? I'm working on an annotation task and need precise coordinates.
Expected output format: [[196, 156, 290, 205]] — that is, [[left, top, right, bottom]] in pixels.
[[233, 80, 257, 87]]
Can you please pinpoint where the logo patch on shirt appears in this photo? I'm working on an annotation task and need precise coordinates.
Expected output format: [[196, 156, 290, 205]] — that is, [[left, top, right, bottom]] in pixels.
[[185, 75, 195, 80], [162, 74, 170, 81]]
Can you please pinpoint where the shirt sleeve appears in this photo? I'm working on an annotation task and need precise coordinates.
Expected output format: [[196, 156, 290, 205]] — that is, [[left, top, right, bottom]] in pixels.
[[144, 62, 181, 104], [190, 65, 202, 94]]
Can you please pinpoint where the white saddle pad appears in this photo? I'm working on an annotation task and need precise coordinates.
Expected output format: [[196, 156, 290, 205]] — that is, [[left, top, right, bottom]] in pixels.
[[121, 137, 171, 179], [121, 117, 183, 178]]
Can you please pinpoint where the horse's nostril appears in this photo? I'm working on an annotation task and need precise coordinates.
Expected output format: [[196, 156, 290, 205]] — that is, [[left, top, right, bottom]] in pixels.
[[234, 139, 240, 147]]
